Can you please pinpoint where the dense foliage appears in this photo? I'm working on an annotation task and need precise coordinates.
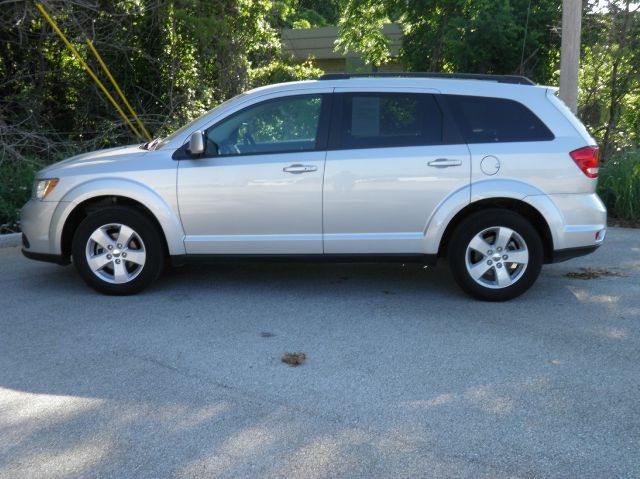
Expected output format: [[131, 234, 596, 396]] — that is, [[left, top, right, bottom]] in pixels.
[[580, 1, 640, 158], [598, 150, 640, 221], [337, 0, 560, 83], [0, 0, 321, 155], [0, 0, 639, 229]]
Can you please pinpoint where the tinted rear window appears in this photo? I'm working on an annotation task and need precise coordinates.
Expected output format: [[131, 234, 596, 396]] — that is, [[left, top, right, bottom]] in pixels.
[[446, 95, 554, 143], [338, 93, 443, 149]]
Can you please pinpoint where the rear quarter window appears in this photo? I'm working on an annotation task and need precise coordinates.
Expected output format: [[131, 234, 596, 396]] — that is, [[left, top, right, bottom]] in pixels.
[[446, 95, 554, 143]]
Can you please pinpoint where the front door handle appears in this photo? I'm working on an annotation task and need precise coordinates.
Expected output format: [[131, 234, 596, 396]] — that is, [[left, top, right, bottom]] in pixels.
[[283, 164, 318, 174], [428, 158, 463, 168]]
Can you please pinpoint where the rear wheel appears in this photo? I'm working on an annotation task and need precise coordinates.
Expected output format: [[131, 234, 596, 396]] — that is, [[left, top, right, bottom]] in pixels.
[[72, 207, 164, 295], [448, 209, 543, 301]]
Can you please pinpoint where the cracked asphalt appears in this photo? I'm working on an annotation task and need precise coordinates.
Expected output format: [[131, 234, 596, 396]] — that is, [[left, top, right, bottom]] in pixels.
[[1, 228, 639, 478]]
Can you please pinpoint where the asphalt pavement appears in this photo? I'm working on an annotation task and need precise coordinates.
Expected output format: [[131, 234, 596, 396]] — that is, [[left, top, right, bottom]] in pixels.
[[0, 228, 638, 478]]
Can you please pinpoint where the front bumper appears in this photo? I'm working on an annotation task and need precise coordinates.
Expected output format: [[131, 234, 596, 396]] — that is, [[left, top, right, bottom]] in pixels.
[[20, 199, 68, 259]]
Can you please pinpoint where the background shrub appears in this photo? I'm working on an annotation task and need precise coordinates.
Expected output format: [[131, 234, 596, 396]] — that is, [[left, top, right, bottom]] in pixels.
[[0, 159, 43, 232], [598, 150, 640, 221]]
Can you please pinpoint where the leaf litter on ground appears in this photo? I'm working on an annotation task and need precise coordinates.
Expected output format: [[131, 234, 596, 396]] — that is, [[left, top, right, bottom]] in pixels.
[[282, 352, 306, 367], [565, 267, 628, 280]]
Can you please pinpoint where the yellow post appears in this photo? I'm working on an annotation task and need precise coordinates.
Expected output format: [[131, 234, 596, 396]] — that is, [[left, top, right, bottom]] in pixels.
[[35, 3, 142, 139], [86, 39, 152, 141]]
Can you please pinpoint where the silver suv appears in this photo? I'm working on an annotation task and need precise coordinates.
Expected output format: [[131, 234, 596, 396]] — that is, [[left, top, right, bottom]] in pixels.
[[21, 73, 606, 300]]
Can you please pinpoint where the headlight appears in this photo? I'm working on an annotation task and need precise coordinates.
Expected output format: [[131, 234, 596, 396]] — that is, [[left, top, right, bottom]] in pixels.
[[33, 178, 59, 200]]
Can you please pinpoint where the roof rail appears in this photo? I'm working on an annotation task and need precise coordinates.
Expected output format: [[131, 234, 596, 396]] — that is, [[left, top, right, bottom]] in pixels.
[[318, 72, 535, 86]]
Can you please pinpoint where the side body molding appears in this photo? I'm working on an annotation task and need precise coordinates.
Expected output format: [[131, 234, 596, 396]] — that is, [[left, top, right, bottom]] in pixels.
[[423, 179, 561, 255], [50, 178, 186, 256]]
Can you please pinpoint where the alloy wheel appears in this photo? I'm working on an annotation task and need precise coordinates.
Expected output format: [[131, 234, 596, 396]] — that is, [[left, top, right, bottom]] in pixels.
[[464, 226, 529, 289], [85, 223, 146, 284]]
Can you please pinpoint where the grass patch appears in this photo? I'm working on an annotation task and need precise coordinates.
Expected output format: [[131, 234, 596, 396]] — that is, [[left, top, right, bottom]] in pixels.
[[598, 150, 640, 222]]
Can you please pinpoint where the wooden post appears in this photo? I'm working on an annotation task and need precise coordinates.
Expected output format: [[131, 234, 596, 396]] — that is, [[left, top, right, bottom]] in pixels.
[[559, 0, 582, 113]]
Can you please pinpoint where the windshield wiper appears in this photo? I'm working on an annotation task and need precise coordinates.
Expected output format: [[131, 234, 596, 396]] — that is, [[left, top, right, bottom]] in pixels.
[[140, 137, 162, 150]]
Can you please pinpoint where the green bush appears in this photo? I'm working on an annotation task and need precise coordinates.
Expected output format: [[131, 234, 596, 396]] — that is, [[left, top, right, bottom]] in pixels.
[[598, 150, 640, 221], [248, 59, 323, 89], [0, 160, 43, 232]]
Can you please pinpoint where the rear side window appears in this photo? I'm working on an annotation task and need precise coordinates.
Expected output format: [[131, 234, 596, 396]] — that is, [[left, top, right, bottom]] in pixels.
[[338, 93, 443, 149], [446, 95, 554, 143]]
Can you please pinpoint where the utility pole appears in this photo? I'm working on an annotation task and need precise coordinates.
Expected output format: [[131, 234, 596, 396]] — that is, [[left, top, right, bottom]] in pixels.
[[559, 0, 582, 113]]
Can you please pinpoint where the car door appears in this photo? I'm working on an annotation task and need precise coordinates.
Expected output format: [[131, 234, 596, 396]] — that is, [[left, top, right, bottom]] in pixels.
[[323, 89, 471, 254], [177, 92, 331, 254]]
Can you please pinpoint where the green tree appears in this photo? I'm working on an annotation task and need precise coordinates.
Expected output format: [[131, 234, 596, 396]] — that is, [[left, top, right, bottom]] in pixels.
[[580, 0, 640, 158], [336, 0, 560, 83]]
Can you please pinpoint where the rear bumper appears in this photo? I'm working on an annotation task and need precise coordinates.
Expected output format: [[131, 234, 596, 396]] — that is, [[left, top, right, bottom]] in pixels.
[[526, 192, 606, 263], [550, 244, 600, 263], [548, 193, 607, 250]]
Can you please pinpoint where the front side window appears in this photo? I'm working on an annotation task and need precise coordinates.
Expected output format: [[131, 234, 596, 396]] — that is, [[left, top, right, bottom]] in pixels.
[[205, 95, 323, 156], [338, 93, 443, 149], [446, 95, 554, 143]]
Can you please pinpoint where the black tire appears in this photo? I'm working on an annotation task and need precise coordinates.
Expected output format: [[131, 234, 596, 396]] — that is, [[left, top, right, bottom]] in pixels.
[[448, 209, 543, 301], [72, 207, 165, 295]]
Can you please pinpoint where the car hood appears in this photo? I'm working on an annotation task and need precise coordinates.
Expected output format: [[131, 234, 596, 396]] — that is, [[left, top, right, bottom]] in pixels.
[[39, 144, 147, 176]]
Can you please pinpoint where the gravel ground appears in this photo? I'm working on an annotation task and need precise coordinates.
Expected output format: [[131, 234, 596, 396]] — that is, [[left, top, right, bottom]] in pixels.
[[0, 228, 638, 478]]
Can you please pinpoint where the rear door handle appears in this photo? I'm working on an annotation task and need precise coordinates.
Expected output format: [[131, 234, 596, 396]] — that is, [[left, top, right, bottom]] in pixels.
[[283, 164, 318, 174], [428, 158, 463, 168]]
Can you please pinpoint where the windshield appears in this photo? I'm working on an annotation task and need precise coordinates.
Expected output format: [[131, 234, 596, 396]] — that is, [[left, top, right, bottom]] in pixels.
[[153, 93, 247, 150]]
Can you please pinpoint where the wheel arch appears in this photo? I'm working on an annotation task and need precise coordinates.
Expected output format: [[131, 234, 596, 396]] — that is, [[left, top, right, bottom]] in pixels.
[[61, 196, 170, 258], [52, 179, 185, 257], [437, 198, 555, 262]]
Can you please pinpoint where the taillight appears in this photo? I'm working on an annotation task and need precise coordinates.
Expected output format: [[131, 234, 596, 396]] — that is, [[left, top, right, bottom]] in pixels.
[[570, 146, 600, 178]]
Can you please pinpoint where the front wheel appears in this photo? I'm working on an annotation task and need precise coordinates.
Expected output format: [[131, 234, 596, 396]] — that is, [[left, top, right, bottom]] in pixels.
[[448, 209, 543, 301], [72, 207, 165, 295]]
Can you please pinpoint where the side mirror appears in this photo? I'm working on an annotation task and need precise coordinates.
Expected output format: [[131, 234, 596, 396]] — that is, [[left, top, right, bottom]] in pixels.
[[188, 131, 205, 156]]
